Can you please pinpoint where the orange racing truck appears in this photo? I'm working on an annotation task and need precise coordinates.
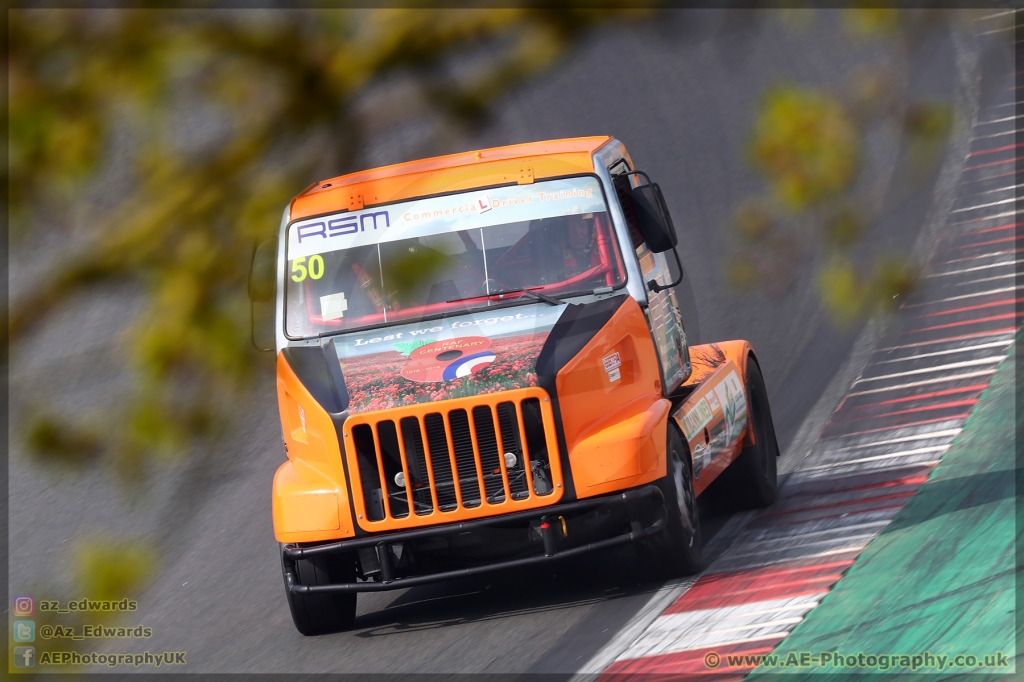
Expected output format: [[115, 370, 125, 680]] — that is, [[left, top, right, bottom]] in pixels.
[[255, 137, 781, 635]]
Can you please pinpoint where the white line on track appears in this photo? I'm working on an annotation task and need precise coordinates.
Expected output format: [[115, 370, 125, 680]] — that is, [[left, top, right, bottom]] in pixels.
[[800, 447, 949, 471], [875, 341, 1013, 364], [875, 330, 1015, 352], [954, 273, 1018, 287], [811, 456, 937, 473], [671, 601, 824, 626], [973, 182, 1024, 194], [788, 468, 939, 486], [668, 616, 808, 642], [901, 287, 1022, 309], [845, 371, 998, 396], [824, 429, 962, 451], [977, 101, 1017, 110], [713, 543, 872, 567], [942, 248, 1023, 261], [973, 9, 1017, 20], [973, 129, 1024, 140], [729, 524, 880, 548], [978, 25, 1017, 35], [924, 258, 1024, 278], [975, 114, 1024, 125], [950, 197, 1019, 213], [736, 528, 892, 551], [635, 632, 790, 659], [974, 111, 1024, 123], [570, 510, 761, 678], [658, 605, 817, 636], [741, 519, 893, 543], [710, 546, 873, 575], [569, 581, 698, 679], [952, 210, 1016, 224], [627, 604, 822, 652], [938, 251, 1024, 268], [741, 515, 890, 536], [853, 358, 1005, 385]]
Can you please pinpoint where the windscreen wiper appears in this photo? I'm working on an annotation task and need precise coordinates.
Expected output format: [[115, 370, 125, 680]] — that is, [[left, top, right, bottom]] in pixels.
[[491, 288, 562, 306], [447, 287, 562, 307]]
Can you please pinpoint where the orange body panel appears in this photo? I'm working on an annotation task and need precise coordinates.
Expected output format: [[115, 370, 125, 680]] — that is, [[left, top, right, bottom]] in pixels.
[[290, 137, 612, 221], [684, 340, 753, 391], [274, 352, 357, 543], [342, 387, 564, 533], [557, 297, 669, 498], [674, 341, 755, 496]]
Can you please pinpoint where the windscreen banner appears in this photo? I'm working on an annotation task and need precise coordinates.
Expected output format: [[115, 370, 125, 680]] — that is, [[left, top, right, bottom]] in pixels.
[[288, 176, 606, 260]]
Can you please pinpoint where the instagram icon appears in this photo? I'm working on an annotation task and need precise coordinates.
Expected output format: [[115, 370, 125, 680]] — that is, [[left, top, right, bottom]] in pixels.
[[13, 595, 34, 616]]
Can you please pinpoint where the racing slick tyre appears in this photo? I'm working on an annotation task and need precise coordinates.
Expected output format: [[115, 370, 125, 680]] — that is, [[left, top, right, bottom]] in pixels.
[[727, 358, 779, 509], [636, 425, 702, 581], [281, 545, 357, 636]]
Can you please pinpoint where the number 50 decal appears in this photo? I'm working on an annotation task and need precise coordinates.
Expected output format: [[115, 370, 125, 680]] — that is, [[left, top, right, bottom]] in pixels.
[[291, 255, 324, 282]]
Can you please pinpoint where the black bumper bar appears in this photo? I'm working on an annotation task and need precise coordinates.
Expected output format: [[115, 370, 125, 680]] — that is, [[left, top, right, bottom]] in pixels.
[[283, 484, 665, 594]]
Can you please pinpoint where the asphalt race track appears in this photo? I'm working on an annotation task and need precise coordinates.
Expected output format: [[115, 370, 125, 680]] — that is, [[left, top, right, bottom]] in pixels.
[[7, 10, 994, 676]]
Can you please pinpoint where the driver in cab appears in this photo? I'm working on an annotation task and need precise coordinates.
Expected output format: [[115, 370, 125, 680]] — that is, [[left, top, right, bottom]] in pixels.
[[560, 212, 600, 278]]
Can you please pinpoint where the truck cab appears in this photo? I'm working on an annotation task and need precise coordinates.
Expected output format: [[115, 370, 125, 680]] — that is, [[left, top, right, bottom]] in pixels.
[[257, 137, 780, 635]]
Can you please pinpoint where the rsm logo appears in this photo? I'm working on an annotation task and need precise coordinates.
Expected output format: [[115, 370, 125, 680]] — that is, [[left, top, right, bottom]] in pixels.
[[296, 210, 390, 243]]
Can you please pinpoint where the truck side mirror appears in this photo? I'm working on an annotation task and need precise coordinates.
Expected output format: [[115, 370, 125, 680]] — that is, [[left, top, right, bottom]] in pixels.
[[629, 182, 677, 253], [249, 237, 277, 303], [249, 236, 277, 352]]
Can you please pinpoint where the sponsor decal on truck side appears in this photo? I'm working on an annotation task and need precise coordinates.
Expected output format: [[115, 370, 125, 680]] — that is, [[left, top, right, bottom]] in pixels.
[[681, 398, 713, 440], [675, 362, 749, 477]]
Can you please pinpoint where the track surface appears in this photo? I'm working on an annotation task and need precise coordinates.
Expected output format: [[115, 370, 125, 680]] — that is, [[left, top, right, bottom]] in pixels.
[[7, 10, 976, 676], [591, 40, 1020, 677]]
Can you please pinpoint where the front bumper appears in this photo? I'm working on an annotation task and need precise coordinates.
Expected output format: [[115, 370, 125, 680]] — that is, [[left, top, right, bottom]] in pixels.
[[283, 484, 665, 594]]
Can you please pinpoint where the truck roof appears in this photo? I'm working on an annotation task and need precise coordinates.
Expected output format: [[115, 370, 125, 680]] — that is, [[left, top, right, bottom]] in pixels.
[[289, 136, 614, 222]]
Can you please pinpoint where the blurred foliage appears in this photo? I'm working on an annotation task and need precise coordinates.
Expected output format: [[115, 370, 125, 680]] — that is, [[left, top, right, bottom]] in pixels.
[[846, 63, 901, 120], [731, 8, 962, 324], [26, 413, 105, 468], [75, 537, 158, 603], [818, 255, 917, 326], [9, 7, 647, 473], [733, 200, 774, 242], [844, 8, 901, 36], [824, 205, 864, 248], [385, 246, 452, 304], [903, 100, 954, 169], [750, 85, 859, 210]]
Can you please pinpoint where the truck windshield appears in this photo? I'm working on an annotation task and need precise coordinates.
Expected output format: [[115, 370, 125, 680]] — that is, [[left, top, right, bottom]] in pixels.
[[284, 175, 626, 337]]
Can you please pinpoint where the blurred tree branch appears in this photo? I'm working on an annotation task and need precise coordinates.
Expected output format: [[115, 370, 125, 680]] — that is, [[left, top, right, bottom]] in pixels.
[[727, 8, 971, 325], [9, 7, 648, 472]]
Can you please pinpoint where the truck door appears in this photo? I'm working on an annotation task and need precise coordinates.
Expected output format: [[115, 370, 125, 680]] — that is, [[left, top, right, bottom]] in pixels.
[[609, 161, 697, 395]]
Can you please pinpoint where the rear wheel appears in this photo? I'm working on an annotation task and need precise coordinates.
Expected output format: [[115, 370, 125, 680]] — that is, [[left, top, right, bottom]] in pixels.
[[281, 546, 358, 636], [728, 359, 779, 508], [636, 426, 702, 580]]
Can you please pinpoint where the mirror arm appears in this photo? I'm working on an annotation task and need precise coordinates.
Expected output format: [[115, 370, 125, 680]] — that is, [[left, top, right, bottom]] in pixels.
[[647, 247, 684, 294], [623, 169, 653, 186], [247, 239, 259, 300], [251, 299, 275, 353], [249, 237, 276, 352]]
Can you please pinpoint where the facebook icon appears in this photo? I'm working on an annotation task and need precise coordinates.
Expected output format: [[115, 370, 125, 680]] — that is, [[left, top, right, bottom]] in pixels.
[[14, 646, 35, 668]]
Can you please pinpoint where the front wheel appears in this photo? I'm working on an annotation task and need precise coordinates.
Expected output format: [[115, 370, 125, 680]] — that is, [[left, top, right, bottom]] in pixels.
[[636, 426, 702, 580], [281, 545, 358, 636], [728, 358, 779, 509]]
